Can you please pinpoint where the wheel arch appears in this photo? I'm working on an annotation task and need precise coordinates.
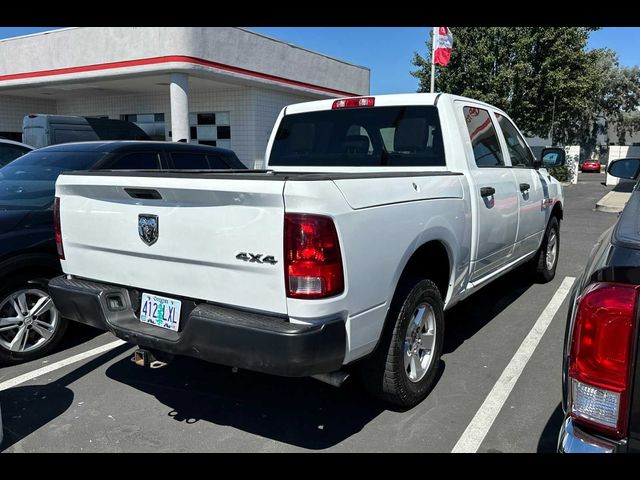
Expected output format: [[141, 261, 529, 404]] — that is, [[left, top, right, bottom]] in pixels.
[[0, 253, 61, 283], [391, 231, 457, 307], [551, 200, 563, 221]]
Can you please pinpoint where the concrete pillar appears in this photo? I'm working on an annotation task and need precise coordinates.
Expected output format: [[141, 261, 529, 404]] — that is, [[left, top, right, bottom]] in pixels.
[[170, 73, 190, 142]]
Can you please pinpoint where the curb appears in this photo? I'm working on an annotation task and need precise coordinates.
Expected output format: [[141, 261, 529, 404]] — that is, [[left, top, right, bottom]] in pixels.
[[595, 202, 622, 214], [595, 191, 628, 214]]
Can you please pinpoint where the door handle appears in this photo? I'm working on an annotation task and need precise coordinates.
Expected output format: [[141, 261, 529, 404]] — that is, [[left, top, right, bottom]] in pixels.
[[125, 188, 162, 200], [519, 183, 530, 192], [480, 186, 496, 198]]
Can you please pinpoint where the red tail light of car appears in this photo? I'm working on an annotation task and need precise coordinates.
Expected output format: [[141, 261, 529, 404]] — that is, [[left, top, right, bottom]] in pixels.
[[284, 213, 344, 299], [53, 197, 65, 260], [568, 282, 640, 439]]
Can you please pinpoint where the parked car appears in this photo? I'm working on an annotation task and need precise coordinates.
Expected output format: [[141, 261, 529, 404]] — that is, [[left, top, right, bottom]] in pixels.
[[0, 141, 245, 364], [581, 159, 601, 173], [22, 114, 151, 149], [49, 94, 566, 408], [558, 157, 640, 453], [0, 138, 33, 168]]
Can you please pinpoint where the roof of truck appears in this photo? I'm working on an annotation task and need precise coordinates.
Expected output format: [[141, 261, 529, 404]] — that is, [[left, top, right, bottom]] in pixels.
[[283, 92, 506, 116]]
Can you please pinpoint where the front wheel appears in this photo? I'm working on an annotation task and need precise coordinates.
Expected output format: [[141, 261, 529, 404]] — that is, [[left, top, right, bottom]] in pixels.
[[359, 278, 444, 409], [0, 277, 68, 364], [532, 216, 560, 283]]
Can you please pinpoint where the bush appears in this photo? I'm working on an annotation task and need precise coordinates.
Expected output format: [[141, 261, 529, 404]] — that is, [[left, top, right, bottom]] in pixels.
[[548, 166, 569, 182]]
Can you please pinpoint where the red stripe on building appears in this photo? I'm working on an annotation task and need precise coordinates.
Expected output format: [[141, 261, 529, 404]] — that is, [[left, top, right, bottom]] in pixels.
[[0, 55, 359, 97]]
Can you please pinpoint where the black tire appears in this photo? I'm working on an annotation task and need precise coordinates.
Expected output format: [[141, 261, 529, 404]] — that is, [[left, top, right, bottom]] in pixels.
[[532, 216, 560, 283], [359, 278, 444, 409], [0, 275, 68, 364]]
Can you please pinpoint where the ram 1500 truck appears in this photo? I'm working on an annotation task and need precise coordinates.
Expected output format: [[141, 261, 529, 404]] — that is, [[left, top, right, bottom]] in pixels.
[[49, 93, 565, 407]]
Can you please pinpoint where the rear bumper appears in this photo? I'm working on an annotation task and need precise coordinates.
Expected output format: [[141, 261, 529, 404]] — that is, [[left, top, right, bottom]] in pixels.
[[49, 275, 346, 377], [557, 417, 621, 453]]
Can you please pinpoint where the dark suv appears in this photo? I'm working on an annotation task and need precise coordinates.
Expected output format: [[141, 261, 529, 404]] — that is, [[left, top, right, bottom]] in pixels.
[[559, 157, 640, 453], [0, 141, 245, 364]]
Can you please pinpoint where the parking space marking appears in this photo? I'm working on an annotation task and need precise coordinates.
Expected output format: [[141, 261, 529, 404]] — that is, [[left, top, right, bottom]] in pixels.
[[451, 276, 576, 453], [0, 339, 127, 392]]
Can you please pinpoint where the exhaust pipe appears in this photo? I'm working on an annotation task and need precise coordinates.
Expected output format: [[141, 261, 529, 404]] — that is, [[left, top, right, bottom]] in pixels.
[[311, 370, 350, 388]]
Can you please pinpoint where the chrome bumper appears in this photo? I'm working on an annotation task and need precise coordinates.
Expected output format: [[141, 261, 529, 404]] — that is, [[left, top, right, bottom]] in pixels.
[[558, 417, 619, 453]]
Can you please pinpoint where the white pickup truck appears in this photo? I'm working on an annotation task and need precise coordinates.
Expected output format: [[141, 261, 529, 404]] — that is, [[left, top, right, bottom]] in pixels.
[[49, 93, 565, 407]]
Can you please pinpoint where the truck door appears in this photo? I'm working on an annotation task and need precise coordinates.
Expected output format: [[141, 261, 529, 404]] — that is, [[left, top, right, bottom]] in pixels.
[[458, 103, 519, 282], [494, 112, 546, 259]]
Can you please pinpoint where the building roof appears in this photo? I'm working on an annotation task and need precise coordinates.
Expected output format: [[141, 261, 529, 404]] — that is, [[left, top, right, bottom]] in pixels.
[[0, 27, 370, 98]]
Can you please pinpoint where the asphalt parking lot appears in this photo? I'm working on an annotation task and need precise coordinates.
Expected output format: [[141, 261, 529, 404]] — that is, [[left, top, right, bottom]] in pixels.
[[0, 171, 619, 452]]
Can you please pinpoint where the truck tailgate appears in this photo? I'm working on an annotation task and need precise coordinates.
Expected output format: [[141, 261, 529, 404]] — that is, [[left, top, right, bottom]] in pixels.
[[56, 173, 288, 315]]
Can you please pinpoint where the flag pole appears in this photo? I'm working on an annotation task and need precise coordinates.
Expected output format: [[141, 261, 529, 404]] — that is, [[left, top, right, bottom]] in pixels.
[[430, 27, 436, 93]]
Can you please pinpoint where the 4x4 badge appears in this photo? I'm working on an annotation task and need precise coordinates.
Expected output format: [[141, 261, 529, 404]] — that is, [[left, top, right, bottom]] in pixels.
[[236, 252, 278, 265]]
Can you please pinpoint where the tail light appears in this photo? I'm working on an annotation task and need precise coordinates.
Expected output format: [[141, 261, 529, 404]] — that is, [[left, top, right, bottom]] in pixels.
[[284, 213, 344, 299], [53, 196, 65, 260], [568, 282, 640, 439], [332, 97, 375, 109]]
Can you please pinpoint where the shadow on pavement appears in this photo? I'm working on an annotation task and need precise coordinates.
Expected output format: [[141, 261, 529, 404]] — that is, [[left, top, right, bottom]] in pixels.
[[56, 323, 105, 353], [537, 403, 563, 452], [97, 270, 533, 450], [0, 343, 131, 452], [105, 355, 391, 450], [443, 264, 536, 355]]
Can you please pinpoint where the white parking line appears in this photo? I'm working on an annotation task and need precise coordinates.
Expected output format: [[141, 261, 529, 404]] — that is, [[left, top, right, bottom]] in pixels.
[[451, 275, 576, 453], [0, 339, 128, 392]]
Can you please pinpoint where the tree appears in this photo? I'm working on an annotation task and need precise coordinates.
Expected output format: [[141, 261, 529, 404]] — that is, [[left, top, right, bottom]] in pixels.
[[411, 27, 640, 153], [596, 49, 640, 145]]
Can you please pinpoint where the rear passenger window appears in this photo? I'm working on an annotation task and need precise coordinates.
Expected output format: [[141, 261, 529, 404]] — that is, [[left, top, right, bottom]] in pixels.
[[495, 113, 535, 168], [463, 107, 504, 167], [172, 153, 210, 169], [207, 154, 231, 169], [109, 152, 161, 170]]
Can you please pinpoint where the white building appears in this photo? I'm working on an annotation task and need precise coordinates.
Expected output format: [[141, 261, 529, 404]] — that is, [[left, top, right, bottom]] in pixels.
[[0, 27, 370, 167]]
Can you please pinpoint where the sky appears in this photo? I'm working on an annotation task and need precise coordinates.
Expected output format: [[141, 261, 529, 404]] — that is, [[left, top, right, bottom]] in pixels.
[[1, 27, 639, 95]]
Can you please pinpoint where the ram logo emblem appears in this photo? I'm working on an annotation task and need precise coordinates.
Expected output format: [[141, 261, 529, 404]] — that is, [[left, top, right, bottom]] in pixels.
[[138, 214, 159, 246]]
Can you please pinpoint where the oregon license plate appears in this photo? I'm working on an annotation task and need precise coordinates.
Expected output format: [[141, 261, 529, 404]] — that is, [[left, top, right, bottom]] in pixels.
[[139, 293, 182, 331]]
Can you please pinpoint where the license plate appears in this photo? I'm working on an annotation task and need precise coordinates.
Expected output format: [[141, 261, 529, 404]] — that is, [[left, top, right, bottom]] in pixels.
[[139, 293, 182, 332]]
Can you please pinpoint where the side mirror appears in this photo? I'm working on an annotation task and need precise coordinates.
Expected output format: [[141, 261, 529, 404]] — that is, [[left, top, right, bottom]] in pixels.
[[539, 147, 566, 169], [607, 158, 640, 180]]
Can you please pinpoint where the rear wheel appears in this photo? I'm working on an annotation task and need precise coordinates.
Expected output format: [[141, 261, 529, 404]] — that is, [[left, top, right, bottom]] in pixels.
[[359, 278, 444, 408], [532, 216, 560, 283], [0, 276, 67, 364]]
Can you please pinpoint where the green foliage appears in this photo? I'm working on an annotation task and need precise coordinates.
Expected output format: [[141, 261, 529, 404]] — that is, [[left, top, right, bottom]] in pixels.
[[411, 28, 640, 151], [548, 166, 569, 182]]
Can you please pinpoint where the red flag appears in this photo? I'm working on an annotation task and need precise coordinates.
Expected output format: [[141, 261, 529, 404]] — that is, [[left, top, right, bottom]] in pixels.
[[434, 27, 453, 66]]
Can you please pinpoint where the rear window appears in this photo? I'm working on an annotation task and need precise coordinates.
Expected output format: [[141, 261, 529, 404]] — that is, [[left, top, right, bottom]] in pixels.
[[0, 150, 106, 210], [269, 106, 445, 167]]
